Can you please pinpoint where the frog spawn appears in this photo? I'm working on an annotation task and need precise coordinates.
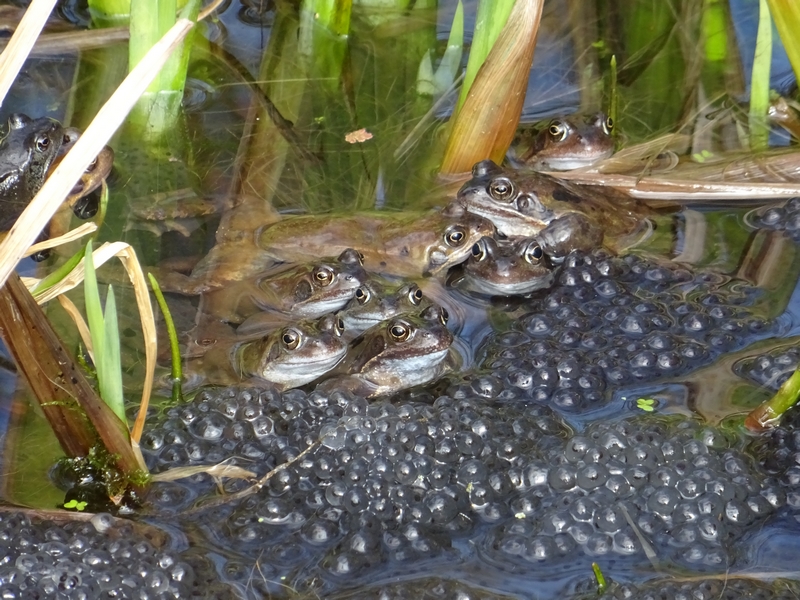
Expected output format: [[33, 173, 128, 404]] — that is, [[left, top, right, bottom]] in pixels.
[[138, 386, 784, 596], [0, 511, 233, 598], [473, 249, 774, 413]]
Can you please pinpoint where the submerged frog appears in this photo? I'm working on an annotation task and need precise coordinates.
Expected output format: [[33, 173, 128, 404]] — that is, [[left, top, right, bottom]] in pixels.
[[457, 236, 556, 296], [319, 305, 454, 398], [199, 248, 367, 324], [456, 159, 651, 256], [255, 207, 495, 278], [339, 280, 425, 341], [511, 113, 615, 171], [0, 113, 65, 229], [198, 314, 348, 390]]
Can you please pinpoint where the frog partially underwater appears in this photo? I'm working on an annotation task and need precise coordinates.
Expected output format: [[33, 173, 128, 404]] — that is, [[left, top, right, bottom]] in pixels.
[[338, 281, 426, 341], [318, 305, 454, 398], [165, 203, 495, 294], [455, 236, 557, 296], [197, 248, 367, 325], [191, 314, 348, 391], [0, 114, 114, 259], [510, 112, 615, 171], [456, 159, 652, 258]]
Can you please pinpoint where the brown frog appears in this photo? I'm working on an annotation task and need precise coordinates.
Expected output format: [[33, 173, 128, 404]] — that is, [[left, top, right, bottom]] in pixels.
[[457, 236, 556, 296], [255, 207, 495, 279], [318, 305, 454, 398], [197, 314, 348, 390], [456, 159, 651, 258], [198, 248, 367, 325], [511, 113, 615, 171], [338, 280, 426, 341]]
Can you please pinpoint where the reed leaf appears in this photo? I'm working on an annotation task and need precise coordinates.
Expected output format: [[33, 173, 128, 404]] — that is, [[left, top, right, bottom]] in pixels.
[[440, 0, 544, 174], [455, 0, 514, 113], [749, 0, 772, 151], [767, 0, 800, 84]]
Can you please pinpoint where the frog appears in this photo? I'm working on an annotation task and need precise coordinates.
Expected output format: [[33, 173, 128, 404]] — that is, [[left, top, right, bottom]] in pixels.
[[318, 304, 454, 398], [456, 236, 557, 296], [196, 313, 348, 390], [0, 113, 66, 230], [255, 206, 496, 279], [48, 127, 115, 219], [160, 203, 494, 295], [338, 280, 426, 341], [510, 112, 615, 171], [455, 159, 651, 256], [197, 248, 367, 325]]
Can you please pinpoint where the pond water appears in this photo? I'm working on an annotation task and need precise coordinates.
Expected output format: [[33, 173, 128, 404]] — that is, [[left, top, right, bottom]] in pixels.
[[3, 0, 800, 598]]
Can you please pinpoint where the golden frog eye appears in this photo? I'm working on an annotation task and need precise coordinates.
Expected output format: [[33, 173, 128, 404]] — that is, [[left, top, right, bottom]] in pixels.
[[281, 329, 302, 350], [389, 322, 411, 341], [313, 266, 334, 286], [35, 134, 51, 152], [335, 318, 345, 336], [603, 116, 614, 136], [355, 287, 370, 304], [408, 286, 423, 305], [439, 307, 449, 325], [548, 121, 568, 141], [445, 225, 467, 247], [488, 177, 515, 202], [524, 242, 544, 264]]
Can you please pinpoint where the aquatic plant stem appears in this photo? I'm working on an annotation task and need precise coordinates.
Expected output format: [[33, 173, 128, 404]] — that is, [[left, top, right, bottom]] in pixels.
[[749, 0, 772, 151], [0, 0, 58, 108], [148, 273, 183, 404], [745, 364, 800, 432], [0, 19, 194, 291]]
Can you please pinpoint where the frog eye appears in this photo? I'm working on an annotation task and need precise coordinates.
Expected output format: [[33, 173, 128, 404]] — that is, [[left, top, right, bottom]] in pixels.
[[524, 242, 545, 264], [602, 116, 614, 135], [355, 287, 370, 305], [471, 241, 487, 261], [85, 157, 98, 173], [335, 318, 345, 336], [35, 134, 51, 152], [389, 322, 411, 342], [488, 177, 515, 202], [439, 307, 449, 326], [445, 225, 467, 247], [408, 286, 423, 305], [548, 121, 568, 141], [313, 266, 334, 286], [281, 329, 302, 350]]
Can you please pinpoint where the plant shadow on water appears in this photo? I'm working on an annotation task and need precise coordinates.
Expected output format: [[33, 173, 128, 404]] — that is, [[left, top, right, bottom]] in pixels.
[[6, 0, 800, 598]]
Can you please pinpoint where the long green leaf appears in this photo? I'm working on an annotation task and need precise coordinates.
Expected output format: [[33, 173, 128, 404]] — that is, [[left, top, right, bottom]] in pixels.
[[750, 0, 772, 151], [31, 247, 86, 298], [83, 240, 105, 369], [101, 286, 125, 423], [148, 273, 183, 403]]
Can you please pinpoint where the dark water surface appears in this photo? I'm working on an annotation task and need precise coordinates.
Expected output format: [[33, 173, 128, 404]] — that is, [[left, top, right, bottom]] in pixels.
[[3, 0, 800, 598]]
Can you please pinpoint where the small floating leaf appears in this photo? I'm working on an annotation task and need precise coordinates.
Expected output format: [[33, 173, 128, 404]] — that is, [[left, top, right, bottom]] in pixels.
[[636, 398, 656, 412]]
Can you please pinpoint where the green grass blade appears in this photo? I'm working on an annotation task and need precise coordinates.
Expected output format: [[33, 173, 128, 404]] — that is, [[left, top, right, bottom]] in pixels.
[[435, 0, 464, 93], [31, 247, 86, 298], [83, 240, 105, 367], [148, 273, 183, 403], [100, 285, 126, 423], [749, 0, 772, 151]]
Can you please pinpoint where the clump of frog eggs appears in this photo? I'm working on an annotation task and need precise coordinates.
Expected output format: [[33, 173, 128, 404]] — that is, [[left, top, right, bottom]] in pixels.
[[468, 249, 774, 412], [0, 511, 232, 599]]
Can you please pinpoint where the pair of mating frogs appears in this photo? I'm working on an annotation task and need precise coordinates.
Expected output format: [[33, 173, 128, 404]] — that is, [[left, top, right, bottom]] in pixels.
[[164, 116, 648, 398], [0, 113, 115, 257]]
